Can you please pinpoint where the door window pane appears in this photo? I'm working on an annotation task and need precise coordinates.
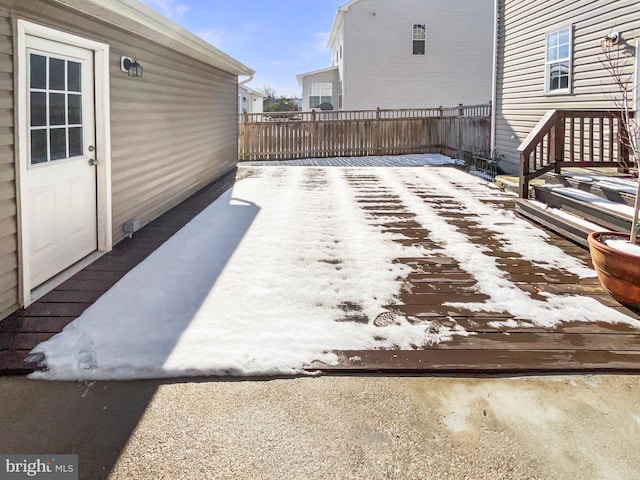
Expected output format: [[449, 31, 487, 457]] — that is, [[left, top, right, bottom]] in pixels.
[[68, 127, 82, 157], [49, 93, 66, 125], [31, 130, 47, 164], [29, 52, 86, 164], [30, 54, 46, 89], [30, 92, 46, 127], [50, 128, 67, 160], [68, 94, 81, 124], [49, 58, 65, 90], [67, 62, 81, 92]]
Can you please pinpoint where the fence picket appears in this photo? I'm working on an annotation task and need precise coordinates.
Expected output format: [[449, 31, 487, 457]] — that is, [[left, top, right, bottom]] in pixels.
[[238, 104, 491, 161]]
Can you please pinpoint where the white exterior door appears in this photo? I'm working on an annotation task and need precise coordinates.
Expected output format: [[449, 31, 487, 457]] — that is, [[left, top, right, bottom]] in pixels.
[[25, 36, 97, 288]]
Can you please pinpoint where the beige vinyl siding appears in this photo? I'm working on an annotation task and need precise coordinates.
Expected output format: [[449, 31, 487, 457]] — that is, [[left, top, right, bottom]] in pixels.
[[0, 7, 16, 320], [108, 37, 238, 243], [341, 0, 493, 111], [495, 0, 640, 173], [0, 0, 240, 318]]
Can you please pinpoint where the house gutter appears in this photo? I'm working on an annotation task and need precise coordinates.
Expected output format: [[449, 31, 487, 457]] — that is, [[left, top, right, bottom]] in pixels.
[[490, 0, 498, 153], [239, 73, 255, 87], [52, 0, 254, 77]]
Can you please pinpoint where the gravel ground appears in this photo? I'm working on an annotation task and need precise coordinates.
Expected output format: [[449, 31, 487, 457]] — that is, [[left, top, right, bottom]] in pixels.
[[2, 375, 638, 479]]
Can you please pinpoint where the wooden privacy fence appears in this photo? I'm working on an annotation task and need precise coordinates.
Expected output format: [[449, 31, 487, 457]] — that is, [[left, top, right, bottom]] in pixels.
[[238, 104, 491, 161], [517, 110, 634, 198]]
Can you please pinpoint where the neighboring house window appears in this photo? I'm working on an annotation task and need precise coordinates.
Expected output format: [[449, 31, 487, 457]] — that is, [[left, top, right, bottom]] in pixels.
[[309, 82, 332, 108], [413, 24, 426, 55], [545, 27, 571, 93]]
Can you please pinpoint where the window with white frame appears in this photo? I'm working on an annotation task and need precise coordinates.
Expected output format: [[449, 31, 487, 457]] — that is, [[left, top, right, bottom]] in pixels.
[[309, 82, 332, 108], [545, 27, 571, 93], [413, 24, 426, 55]]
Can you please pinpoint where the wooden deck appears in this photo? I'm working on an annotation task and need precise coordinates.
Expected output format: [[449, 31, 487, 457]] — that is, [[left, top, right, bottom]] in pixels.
[[2, 164, 640, 375], [313, 169, 640, 373], [0, 169, 238, 374]]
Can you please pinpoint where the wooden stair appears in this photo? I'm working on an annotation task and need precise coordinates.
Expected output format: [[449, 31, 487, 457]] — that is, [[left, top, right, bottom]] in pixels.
[[514, 171, 638, 247]]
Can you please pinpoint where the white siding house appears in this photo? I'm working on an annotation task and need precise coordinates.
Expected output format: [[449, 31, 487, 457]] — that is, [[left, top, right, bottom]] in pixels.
[[492, 0, 640, 174], [297, 0, 494, 112], [239, 85, 267, 114], [296, 67, 341, 111]]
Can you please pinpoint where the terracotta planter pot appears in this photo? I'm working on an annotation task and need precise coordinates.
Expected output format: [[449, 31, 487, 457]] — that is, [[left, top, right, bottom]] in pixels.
[[587, 231, 640, 310]]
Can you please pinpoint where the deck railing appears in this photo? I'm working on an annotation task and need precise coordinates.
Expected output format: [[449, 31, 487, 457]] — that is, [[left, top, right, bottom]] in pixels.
[[518, 109, 634, 198], [238, 104, 491, 161]]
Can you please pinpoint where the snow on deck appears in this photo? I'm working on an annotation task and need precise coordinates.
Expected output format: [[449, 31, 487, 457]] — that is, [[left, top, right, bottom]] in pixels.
[[28, 158, 640, 380]]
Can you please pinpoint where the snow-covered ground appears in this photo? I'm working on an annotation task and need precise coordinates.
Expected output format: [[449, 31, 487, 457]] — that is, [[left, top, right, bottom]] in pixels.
[[28, 156, 640, 380]]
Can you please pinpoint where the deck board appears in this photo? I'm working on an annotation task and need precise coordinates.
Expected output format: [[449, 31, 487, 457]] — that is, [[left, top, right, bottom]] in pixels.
[[0, 169, 237, 374], [2, 164, 640, 375], [318, 168, 640, 373]]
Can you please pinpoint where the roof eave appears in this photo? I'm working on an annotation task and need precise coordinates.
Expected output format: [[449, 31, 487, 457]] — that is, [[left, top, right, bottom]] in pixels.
[[51, 0, 254, 77], [296, 66, 339, 87], [327, 0, 361, 47]]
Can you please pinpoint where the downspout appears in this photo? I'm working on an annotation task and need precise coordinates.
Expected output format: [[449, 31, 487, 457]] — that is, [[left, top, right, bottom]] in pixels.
[[239, 72, 254, 86], [490, 0, 499, 153]]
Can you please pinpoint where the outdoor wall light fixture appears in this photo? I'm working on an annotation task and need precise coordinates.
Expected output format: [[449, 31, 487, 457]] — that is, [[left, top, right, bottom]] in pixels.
[[120, 56, 143, 77], [601, 32, 620, 48]]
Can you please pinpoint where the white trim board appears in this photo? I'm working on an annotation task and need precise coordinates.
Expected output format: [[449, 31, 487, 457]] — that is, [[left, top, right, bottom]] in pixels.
[[52, 0, 253, 77], [16, 19, 112, 307], [635, 37, 639, 114]]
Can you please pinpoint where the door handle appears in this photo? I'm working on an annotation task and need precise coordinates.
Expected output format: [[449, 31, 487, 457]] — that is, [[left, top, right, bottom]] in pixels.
[[88, 158, 98, 166]]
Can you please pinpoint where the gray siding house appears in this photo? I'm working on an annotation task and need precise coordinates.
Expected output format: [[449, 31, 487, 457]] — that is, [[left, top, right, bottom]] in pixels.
[[493, 0, 640, 174], [0, 0, 253, 319], [297, 0, 494, 112]]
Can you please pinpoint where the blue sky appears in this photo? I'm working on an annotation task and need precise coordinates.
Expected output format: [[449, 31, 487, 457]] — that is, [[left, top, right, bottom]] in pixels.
[[140, 0, 346, 97]]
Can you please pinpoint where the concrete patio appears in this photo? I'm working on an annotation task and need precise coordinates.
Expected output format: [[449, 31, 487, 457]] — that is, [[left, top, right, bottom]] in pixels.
[[1, 374, 639, 479]]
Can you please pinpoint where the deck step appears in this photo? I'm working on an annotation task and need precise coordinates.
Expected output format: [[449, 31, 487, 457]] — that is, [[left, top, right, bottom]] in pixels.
[[543, 172, 637, 207], [514, 199, 598, 247], [532, 184, 633, 234]]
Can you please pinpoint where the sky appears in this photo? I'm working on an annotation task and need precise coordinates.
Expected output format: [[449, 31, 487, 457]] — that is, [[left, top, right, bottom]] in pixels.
[[140, 0, 346, 97]]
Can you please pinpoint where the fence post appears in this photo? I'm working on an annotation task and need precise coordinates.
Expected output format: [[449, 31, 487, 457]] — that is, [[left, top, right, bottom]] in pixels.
[[438, 105, 444, 118], [458, 103, 464, 117], [375, 107, 381, 155], [241, 111, 249, 161]]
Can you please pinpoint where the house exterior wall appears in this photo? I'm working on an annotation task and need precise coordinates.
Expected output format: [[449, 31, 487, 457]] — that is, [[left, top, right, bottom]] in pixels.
[[300, 68, 340, 111], [0, 0, 240, 319], [239, 86, 265, 114], [330, 21, 344, 92], [0, 8, 15, 320], [494, 0, 640, 174], [337, 0, 493, 111]]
